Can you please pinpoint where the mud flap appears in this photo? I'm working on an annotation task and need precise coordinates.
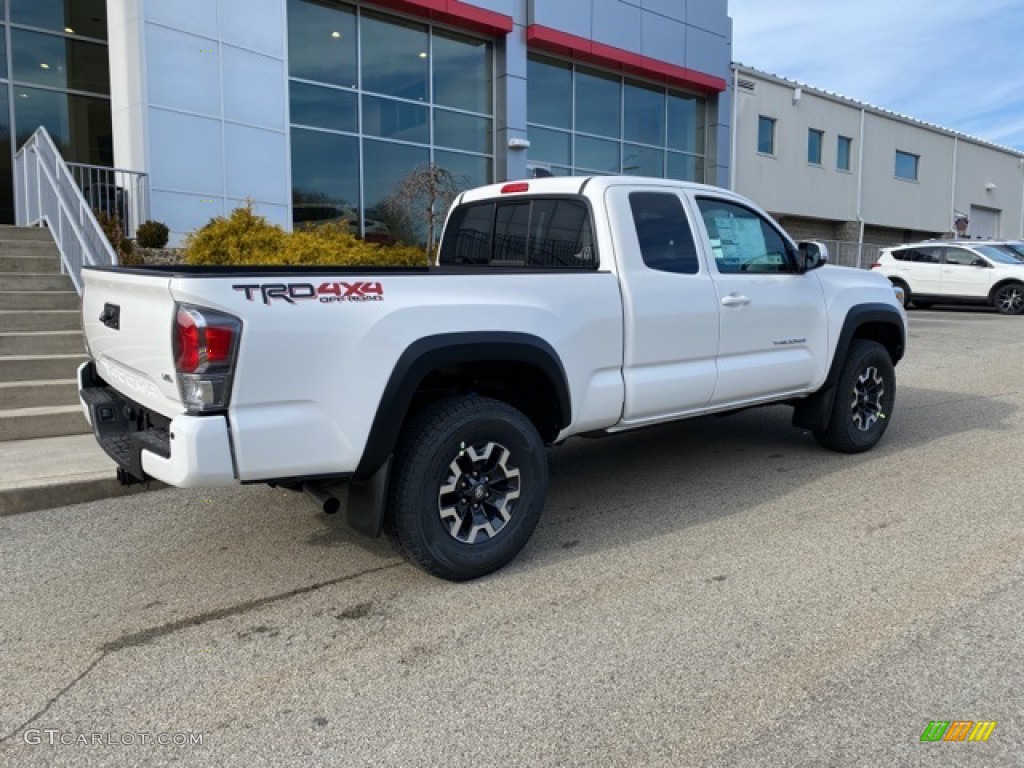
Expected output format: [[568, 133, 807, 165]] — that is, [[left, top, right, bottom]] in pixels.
[[347, 456, 392, 538]]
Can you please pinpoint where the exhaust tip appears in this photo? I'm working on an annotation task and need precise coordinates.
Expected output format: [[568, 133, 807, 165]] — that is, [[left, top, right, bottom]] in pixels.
[[303, 482, 340, 515]]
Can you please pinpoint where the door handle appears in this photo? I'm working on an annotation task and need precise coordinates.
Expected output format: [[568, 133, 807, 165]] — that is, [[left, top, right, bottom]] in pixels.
[[721, 294, 751, 307]]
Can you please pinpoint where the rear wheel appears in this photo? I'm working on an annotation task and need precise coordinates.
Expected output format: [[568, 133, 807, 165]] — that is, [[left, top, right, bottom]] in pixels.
[[385, 395, 548, 581], [993, 283, 1024, 315], [814, 340, 895, 453]]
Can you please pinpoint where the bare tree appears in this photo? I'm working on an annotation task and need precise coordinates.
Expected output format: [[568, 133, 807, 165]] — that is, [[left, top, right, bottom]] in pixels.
[[379, 164, 462, 256]]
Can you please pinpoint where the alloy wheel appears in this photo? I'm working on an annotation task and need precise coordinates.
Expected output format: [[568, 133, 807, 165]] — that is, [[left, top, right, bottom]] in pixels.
[[438, 441, 521, 544], [996, 285, 1023, 314], [850, 365, 885, 432]]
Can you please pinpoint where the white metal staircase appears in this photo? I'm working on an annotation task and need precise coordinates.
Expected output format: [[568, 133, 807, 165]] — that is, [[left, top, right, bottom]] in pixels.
[[0, 128, 151, 514], [0, 224, 89, 442]]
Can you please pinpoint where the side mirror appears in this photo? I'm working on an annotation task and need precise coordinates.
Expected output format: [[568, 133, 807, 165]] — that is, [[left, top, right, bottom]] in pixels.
[[971, 258, 989, 268], [797, 241, 829, 273]]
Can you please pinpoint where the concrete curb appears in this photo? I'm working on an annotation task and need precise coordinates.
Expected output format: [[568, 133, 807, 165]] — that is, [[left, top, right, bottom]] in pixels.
[[0, 475, 161, 516], [0, 434, 164, 516]]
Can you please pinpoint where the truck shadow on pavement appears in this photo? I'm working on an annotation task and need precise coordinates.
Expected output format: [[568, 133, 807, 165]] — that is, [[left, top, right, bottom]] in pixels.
[[309, 382, 1017, 576], [519, 384, 1018, 573]]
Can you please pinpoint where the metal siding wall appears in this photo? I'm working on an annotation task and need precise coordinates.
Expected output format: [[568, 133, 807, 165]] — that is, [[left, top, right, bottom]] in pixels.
[[735, 67, 1024, 241], [528, 0, 592, 38], [955, 141, 1024, 238], [859, 112, 953, 232], [734, 74, 862, 219], [733, 71, 868, 224], [110, 0, 291, 246]]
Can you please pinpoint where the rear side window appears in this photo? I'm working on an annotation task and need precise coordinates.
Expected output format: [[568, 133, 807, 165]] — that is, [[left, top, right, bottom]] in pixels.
[[628, 192, 699, 274], [892, 247, 939, 263], [440, 197, 596, 268]]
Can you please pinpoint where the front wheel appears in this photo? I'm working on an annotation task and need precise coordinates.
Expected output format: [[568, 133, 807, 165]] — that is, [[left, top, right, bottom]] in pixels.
[[385, 395, 548, 581], [993, 283, 1024, 315], [814, 340, 896, 453]]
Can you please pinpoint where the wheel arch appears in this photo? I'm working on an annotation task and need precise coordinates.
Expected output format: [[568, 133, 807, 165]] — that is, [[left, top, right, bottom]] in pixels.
[[793, 303, 905, 432], [989, 278, 1024, 303], [354, 332, 571, 480], [887, 277, 911, 306], [826, 304, 906, 386]]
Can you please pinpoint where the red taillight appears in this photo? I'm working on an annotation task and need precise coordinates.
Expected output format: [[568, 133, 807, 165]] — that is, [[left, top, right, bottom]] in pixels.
[[205, 326, 235, 365], [174, 305, 239, 374], [870, 262, 881, 269], [173, 304, 241, 413], [175, 307, 200, 372], [501, 182, 529, 194]]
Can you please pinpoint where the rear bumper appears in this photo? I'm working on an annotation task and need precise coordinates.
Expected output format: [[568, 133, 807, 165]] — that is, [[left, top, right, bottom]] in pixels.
[[78, 361, 237, 487]]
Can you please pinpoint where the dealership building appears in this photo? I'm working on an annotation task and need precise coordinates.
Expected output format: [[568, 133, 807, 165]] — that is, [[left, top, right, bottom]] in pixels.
[[1, 0, 732, 242], [4, 1, 1023, 251]]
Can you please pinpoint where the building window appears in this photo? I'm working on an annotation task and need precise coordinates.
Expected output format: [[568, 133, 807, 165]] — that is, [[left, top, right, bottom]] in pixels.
[[807, 128, 823, 165], [287, 0, 495, 243], [526, 54, 707, 182], [2, 1, 113, 224], [757, 115, 775, 155], [837, 135, 852, 171], [895, 150, 919, 181]]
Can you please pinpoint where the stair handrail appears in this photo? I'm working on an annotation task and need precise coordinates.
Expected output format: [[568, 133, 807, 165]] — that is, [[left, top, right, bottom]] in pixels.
[[13, 127, 121, 295]]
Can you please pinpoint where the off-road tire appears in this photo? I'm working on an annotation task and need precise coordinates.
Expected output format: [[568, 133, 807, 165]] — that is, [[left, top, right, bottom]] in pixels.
[[814, 340, 895, 453], [385, 395, 548, 581]]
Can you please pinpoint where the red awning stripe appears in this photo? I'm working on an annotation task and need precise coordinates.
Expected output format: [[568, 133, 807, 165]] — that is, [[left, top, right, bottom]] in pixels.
[[368, 0, 514, 36], [526, 24, 727, 94]]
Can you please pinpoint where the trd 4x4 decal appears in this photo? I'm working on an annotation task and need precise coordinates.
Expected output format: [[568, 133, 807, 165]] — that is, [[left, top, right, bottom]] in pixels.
[[233, 282, 384, 305]]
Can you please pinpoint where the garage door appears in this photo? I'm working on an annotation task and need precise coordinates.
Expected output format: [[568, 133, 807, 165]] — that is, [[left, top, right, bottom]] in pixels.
[[969, 205, 1000, 239]]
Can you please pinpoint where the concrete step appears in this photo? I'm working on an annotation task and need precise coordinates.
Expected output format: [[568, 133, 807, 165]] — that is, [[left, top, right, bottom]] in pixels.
[[0, 225, 58, 242], [0, 254, 61, 273], [0, 331, 85, 356], [0, 404, 91, 441], [0, 273, 76, 291], [0, 434, 156, 516], [0, 290, 79, 311], [0, 379, 79, 409], [0, 309, 81, 332], [0, 354, 87, 382], [0, 240, 60, 256]]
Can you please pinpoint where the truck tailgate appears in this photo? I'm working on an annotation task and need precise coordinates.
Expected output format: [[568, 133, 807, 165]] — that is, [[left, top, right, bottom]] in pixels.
[[81, 268, 183, 418]]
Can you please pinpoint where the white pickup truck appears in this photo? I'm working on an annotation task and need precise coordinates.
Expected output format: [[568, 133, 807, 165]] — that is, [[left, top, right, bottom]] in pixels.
[[79, 176, 907, 580]]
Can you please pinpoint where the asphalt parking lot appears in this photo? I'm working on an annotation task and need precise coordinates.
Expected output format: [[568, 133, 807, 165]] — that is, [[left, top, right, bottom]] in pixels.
[[1, 308, 1022, 767]]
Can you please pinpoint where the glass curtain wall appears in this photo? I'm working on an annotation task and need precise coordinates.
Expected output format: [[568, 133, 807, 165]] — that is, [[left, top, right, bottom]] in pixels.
[[1, 0, 112, 223], [288, 0, 494, 245], [526, 54, 706, 182]]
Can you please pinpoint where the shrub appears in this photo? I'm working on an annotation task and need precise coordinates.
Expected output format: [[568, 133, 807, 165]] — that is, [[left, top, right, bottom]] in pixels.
[[184, 205, 434, 267], [95, 210, 141, 266], [184, 205, 287, 265], [136, 220, 170, 249]]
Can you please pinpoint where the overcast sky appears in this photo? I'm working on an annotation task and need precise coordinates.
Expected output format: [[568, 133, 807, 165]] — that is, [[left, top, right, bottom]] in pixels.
[[729, 0, 1024, 151]]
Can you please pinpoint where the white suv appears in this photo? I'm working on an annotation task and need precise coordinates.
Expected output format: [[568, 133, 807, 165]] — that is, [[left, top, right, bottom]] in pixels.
[[872, 241, 1024, 314]]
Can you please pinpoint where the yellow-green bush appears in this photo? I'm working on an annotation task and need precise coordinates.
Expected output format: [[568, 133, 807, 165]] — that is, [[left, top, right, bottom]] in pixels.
[[185, 205, 287, 265], [185, 205, 432, 267]]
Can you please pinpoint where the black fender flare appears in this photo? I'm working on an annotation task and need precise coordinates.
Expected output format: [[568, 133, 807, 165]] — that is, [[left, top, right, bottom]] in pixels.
[[792, 303, 905, 431], [354, 331, 571, 480]]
